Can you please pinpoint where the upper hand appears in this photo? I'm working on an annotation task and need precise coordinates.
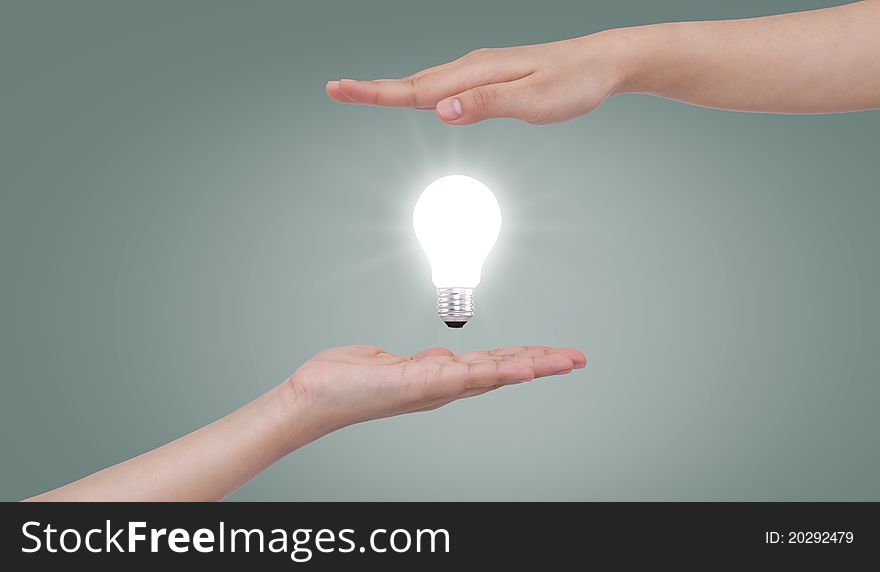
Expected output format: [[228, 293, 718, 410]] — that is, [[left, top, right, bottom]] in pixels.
[[285, 345, 586, 432], [325, 33, 626, 125]]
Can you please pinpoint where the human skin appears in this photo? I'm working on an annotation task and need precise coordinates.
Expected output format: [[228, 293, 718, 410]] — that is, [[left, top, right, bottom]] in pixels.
[[326, 1, 880, 124], [26, 345, 585, 501]]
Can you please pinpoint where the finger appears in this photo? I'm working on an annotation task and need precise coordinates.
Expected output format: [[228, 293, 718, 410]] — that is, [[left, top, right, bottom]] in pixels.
[[454, 350, 494, 363], [490, 348, 584, 367], [557, 348, 587, 369], [456, 347, 550, 363], [337, 78, 421, 108], [502, 351, 576, 378], [408, 385, 502, 413], [462, 359, 535, 389], [458, 384, 505, 397], [457, 347, 584, 366], [413, 347, 454, 360], [413, 359, 527, 401], [325, 80, 354, 103], [335, 53, 532, 109], [316, 344, 385, 358], [490, 345, 552, 356], [435, 76, 545, 125], [489, 346, 585, 368]]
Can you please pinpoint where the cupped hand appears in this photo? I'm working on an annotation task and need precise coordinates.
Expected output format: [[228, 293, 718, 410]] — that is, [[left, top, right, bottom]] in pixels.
[[326, 32, 626, 125], [286, 345, 586, 432]]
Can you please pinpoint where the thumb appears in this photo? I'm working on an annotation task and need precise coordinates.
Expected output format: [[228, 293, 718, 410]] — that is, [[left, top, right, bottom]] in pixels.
[[435, 79, 540, 125]]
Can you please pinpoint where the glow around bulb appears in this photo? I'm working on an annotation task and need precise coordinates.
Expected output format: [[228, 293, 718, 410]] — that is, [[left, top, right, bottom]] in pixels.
[[413, 175, 501, 327]]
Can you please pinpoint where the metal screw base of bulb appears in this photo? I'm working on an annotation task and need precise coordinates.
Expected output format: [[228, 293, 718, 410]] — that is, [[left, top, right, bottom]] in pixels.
[[437, 287, 475, 327]]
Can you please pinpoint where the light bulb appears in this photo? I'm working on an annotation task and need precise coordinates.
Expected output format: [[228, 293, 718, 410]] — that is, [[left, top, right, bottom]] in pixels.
[[413, 175, 502, 328]]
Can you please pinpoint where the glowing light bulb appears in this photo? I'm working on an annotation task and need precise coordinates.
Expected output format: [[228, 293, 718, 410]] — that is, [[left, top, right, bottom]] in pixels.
[[413, 175, 502, 328]]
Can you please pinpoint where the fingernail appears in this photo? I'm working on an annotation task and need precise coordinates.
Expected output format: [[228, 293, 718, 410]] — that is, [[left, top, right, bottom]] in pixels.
[[573, 361, 586, 369], [326, 80, 339, 88], [437, 98, 462, 120]]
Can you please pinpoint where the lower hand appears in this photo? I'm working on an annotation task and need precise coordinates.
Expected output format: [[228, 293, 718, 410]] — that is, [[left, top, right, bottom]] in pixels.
[[27, 344, 585, 501], [284, 345, 586, 435]]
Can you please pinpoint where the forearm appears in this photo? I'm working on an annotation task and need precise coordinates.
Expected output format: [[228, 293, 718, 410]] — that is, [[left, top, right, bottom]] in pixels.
[[26, 383, 321, 501], [611, 1, 880, 113]]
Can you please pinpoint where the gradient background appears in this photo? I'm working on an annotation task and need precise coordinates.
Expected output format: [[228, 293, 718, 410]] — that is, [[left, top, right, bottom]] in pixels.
[[1, 0, 878, 501]]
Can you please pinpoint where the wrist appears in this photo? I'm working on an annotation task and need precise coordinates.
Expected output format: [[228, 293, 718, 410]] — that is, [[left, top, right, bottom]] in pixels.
[[266, 378, 335, 455], [598, 24, 676, 97]]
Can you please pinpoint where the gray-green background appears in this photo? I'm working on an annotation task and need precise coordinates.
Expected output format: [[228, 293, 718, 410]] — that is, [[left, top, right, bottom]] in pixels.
[[1, 0, 877, 501]]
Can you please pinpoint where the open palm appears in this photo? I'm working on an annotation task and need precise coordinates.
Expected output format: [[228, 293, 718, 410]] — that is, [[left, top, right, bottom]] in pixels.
[[288, 345, 586, 430]]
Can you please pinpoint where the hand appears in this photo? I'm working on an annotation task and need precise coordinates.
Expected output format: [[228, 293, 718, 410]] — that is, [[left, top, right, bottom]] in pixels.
[[326, 32, 627, 125], [285, 345, 586, 433], [27, 344, 585, 501], [327, 2, 880, 120]]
